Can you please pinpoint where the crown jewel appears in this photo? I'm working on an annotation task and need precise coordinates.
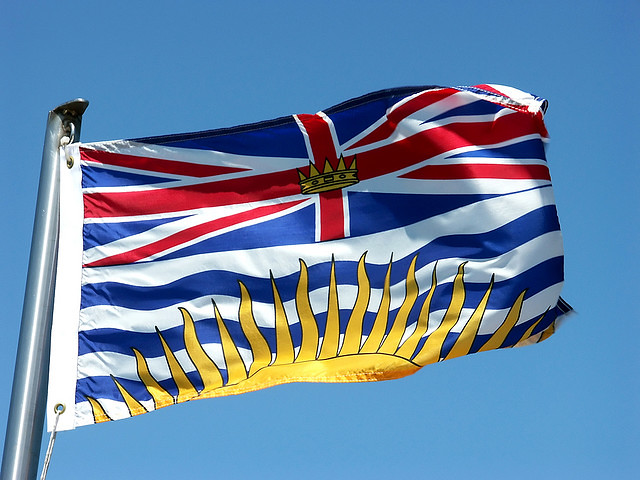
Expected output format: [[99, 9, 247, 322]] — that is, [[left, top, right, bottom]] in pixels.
[[297, 155, 358, 194]]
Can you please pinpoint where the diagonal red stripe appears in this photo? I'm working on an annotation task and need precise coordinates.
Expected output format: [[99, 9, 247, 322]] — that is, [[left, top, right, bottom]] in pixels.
[[349, 88, 458, 149], [355, 111, 543, 181], [84, 169, 301, 219], [80, 148, 249, 178], [84, 199, 306, 267]]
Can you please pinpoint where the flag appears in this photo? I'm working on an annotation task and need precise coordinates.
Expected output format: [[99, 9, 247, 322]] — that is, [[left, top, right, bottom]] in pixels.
[[47, 84, 571, 431]]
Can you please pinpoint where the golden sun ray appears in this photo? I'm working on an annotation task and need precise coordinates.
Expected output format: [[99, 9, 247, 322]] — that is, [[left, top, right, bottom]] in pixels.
[[360, 257, 393, 354], [212, 300, 248, 385], [413, 263, 467, 365], [132, 348, 173, 408], [395, 263, 437, 359], [270, 273, 295, 365], [318, 256, 340, 359], [477, 289, 527, 352], [379, 255, 419, 354], [340, 253, 370, 356], [155, 327, 198, 402], [86, 396, 112, 424], [443, 275, 494, 361], [111, 375, 147, 417], [518, 309, 548, 344], [181, 307, 224, 392], [90, 252, 554, 423], [295, 260, 319, 362], [238, 281, 272, 375]]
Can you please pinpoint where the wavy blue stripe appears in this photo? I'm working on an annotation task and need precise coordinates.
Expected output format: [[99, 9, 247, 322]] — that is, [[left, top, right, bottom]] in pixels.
[[80, 204, 560, 311], [82, 164, 175, 188], [445, 138, 546, 160], [78, 254, 563, 361], [75, 300, 561, 406]]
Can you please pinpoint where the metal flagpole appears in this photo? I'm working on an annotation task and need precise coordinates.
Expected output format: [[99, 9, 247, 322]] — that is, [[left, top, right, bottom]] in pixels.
[[1, 99, 89, 480]]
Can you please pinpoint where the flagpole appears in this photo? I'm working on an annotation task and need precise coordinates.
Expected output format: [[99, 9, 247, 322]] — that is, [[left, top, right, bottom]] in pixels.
[[1, 99, 88, 480]]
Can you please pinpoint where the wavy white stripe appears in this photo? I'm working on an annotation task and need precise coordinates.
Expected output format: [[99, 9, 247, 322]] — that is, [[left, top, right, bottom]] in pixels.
[[75, 398, 133, 424], [75, 281, 562, 384], [78, 230, 563, 333], [82, 186, 557, 287]]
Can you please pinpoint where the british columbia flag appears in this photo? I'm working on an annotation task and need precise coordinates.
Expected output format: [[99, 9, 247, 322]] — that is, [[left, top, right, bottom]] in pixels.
[[48, 85, 571, 431]]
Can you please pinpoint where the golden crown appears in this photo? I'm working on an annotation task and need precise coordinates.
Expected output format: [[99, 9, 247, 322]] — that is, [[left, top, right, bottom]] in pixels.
[[297, 155, 358, 194]]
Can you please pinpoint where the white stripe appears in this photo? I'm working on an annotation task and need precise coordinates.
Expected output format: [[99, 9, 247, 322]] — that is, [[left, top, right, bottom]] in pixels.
[[314, 196, 321, 243], [293, 114, 314, 163], [82, 139, 297, 168], [342, 190, 350, 237], [81, 159, 191, 181], [316, 111, 342, 157], [76, 398, 132, 424]]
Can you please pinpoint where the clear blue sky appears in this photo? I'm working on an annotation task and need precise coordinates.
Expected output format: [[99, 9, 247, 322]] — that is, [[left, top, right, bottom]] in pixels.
[[1, 1, 638, 479]]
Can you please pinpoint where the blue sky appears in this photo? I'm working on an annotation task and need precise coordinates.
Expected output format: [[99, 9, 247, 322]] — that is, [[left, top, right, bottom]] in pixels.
[[1, 1, 638, 479]]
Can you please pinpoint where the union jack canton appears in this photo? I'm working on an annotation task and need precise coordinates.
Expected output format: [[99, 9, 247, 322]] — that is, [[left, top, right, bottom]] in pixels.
[[47, 84, 572, 431]]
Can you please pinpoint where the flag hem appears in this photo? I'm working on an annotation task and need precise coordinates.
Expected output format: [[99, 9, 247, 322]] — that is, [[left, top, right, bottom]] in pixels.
[[47, 144, 83, 431]]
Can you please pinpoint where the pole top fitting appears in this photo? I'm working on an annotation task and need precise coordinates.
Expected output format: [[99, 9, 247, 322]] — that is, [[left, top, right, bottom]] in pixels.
[[53, 98, 89, 118]]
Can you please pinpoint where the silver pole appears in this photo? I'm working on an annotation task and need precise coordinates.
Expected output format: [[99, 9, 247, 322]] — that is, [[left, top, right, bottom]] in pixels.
[[1, 99, 89, 480]]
